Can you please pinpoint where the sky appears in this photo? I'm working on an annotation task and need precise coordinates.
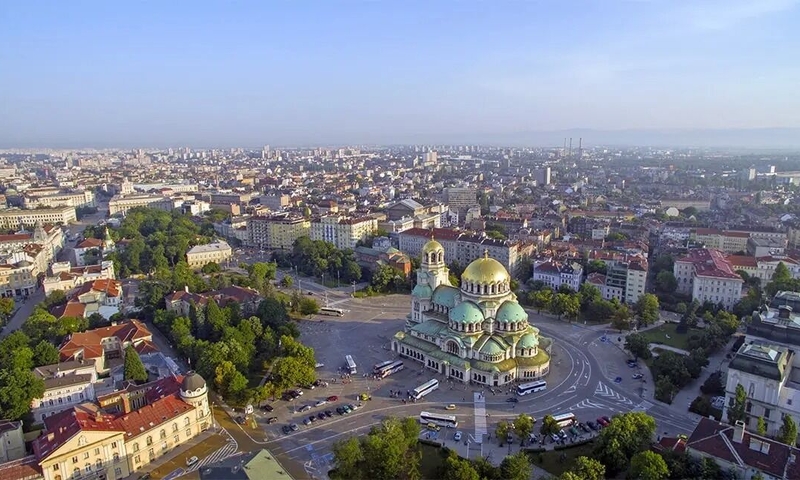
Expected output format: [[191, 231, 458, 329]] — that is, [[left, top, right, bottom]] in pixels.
[[1, 0, 799, 148]]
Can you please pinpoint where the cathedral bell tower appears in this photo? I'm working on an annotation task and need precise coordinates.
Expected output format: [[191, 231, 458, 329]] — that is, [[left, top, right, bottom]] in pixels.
[[410, 234, 451, 323]]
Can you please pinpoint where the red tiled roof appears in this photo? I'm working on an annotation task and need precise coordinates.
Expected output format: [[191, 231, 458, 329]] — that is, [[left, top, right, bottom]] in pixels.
[[0, 233, 32, 243], [586, 272, 606, 286], [401, 227, 463, 241], [677, 248, 742, 281], [134, 339, 160, 355], [59, 320, 152, 361], [76, 238, 103, 249], [688, 418, 800, 479], [74, 279, 121, 298], [0, 456, 43, 480], [694, 228, 722, 235], [52, 302, 87, 319], [534, 261, 560, 274], [728, 255, 758, 268]]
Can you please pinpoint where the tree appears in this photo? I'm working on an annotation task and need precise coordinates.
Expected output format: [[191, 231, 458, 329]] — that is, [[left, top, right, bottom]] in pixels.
[[499, 452, 531, 480], [332, 436, 364, 480], [778, 414, 798, 445], [359, 417, 421, 480], [22, 308, 59, 344], [757, 417, 767, 436], [579, 283, 601, 309], [701, 371, 726, 396], [514, 413, 534, 442], [629, 450, 670, 480], [686, 348, 709, 379], [299, 297, 320, 315], [123, 345, 149, 384], [611, 304, 633, 331], [205, 299, 226, 341], [281, 275, 294, 288], [33, 340, 60, 367], [214, 360, 249, 400], [728, 383, 747, 424], [652, 351, 691, 388], [540, 415, 560, 436], [201, 262, 222, 274], [272, 356, 315, 389], [560, 456, 605, 480], [655, 376, 677, 404], [625, 333, 652, 360], [586, 260, 608, 275], [0, 368, 45, 420], [444, 451, 480, 480], [496, 420, 511, 445], [0, 297, 14, 325], [635, 293, 660, 327], [593, 412, 656, 475], [655, 271, 678, 294], [552, 293, 580, 321], [531, 289, 553, 313], [773, 261, 792, 284], [43, 290, 67, 309]]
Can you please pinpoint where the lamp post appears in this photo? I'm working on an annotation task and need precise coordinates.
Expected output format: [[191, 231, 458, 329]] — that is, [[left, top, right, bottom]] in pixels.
[[337, 270, 340, 288], [352, 281, 356, 296]]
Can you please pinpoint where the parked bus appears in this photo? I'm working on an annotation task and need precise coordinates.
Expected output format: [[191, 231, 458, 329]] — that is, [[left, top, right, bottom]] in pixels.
[[373, 360, 394, 372], [345, 355, 357, 374], [419, 411, 458, 428], [516, 380, 547, 396], [551, 413, 577, 428], [374, 360, 404, 378], [319, 307, 344, 316], [411, 379, 439, 400]]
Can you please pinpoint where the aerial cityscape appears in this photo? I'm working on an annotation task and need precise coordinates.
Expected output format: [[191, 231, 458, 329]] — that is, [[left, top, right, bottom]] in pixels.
[[2, 2, 800, 480]]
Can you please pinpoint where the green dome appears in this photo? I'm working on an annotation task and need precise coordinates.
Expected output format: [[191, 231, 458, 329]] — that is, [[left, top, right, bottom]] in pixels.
[[432, 286, 459, 309], [496, 301, 527, 323], [412, 284, 433, 298], [518, 332, 539, 349], [449, 301, 485, 324], [479, 338, 505, 355]]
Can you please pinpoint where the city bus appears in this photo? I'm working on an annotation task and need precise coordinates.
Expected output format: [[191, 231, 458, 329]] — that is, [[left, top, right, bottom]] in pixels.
[[373, 360, 394, 372], [345, 355, 357, 374], [419, 411, 458, 428], [411, 379, 439, 400], [374, 360, 404, 378], [319, 307, 344, 317], [516, 380, 547, 396], [551, 413, 577, 428]]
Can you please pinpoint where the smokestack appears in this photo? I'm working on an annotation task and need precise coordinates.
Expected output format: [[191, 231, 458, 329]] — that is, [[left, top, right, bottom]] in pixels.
[[578, 138, 582, 159], [569, 138, 573, 159]]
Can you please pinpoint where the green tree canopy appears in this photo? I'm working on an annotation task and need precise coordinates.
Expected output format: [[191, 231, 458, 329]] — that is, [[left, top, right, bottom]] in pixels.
[[778, 413, 798, 445], [593, 412, 657, 475], [655, 271, 678, 293], [0, 368, 45, 421], [629, 450, 670, 480], [635, 293, 660, 326], [514, 413, 535, 441], [123, 345, 149, 384], [728, 383, 747, 424], [625, 333, 652, 360], [559, 456, 605, 480], [499, 452, 531, 480], [540, 415, 560, 436], [33, 340, 60, 367], [443, 451, 480, 480]]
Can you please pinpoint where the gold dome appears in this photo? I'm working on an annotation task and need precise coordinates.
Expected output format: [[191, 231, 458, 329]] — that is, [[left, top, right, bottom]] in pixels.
[[461, 251, 510, 286], [422, 238, 443, 254]]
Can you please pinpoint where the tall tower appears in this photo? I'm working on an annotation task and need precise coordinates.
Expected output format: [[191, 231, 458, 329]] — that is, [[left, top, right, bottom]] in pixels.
[[410, 236, 451, 323], [102, 226, 115, 252], [179, 372, 211, 432]]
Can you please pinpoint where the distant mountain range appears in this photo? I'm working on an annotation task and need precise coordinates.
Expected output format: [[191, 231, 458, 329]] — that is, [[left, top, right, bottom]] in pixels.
[[428, 128, 800, 149]]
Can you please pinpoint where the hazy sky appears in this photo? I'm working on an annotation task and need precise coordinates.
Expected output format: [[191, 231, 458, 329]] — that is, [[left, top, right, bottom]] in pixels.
[[1, 0, 799, 147]]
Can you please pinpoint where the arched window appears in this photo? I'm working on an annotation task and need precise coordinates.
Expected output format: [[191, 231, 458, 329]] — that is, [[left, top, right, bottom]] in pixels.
[[133, 443, 139, 452], [146, 436, 153, 446], [172, 423, 178, 432], [78, 436, 86, 446], [160, 429, 166, 439]]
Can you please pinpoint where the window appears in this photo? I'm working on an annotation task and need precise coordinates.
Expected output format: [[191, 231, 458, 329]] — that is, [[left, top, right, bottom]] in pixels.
[[764, 408, 772, 419], [174, 435, 179, 444], [73, 456, 78, 464], [186, 429, 191, 438], [95, 459, 102, 470], [94, 448, 100, 455], [111, 441, 117, 449], [115, 467, 122, 476], [78, 436, 86, 446], [53, 464, 60, 471], [160, 429, 166, 439], [73, 467, 79, 477], [184, 417, 190, 426], [134, 455, 140, 464], [172, 422, 178, 432], [84, 464, 91, 473], [146, 436, 152, 446], [83, 452, 89, 460], [113, 453, 119, 463], [133, 443, 139, 452]]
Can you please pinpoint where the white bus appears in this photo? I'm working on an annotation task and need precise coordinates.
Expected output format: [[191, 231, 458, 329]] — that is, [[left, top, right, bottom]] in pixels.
[[419, 411, 458, 428], [319, 307, 344, 317], [516, 380, 547, 396], [551, 413, 577, 428], [373, 360, 394, 371], [411, 379, 439, 400], [374, 360, 404, 378], [345, 355, 357, 374]]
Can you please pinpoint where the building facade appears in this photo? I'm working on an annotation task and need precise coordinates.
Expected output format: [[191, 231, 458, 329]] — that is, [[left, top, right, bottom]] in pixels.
[[532, 260, 583, 291], [246, 215, 310, 251], [674, 248, 743, 309], [310, 215, 377, 250], [0, 207, 76, 229], [392, 239, 551, 387], [185, 241, 232, 269]]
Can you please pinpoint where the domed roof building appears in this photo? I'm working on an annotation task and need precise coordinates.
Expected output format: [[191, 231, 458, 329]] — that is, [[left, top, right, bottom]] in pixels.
[[393, 241, 551, 386]]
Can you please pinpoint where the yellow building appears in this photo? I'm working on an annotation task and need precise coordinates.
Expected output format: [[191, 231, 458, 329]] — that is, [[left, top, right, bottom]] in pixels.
[[0, 207, 76, 229], [310, 215, 377, 250], [185, 241, 232, 269], [247, 215, 310, 251], [33, 373, 211, 480]]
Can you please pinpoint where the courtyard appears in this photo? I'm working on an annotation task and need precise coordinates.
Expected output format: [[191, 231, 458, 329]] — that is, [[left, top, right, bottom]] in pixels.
[[637, 323, 692, 351]]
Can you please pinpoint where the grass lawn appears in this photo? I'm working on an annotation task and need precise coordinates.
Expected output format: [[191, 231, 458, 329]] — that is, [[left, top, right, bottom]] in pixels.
[[529, 442, 595, 477], [637, 323, 693, 351]]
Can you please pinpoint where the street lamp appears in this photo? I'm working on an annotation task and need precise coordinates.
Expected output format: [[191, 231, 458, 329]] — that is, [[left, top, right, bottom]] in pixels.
[[352, 281, 357, 296]]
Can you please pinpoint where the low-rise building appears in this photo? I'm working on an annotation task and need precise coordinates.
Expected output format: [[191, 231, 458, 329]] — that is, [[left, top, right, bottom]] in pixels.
[[0, 420, 25, 463], [0, 207, 76, 229], [23, 191, 95, 210], [51, 279, 123, 320], [43, 261, 116, 295], [164, 286, 261, 318], [58, 320, 156, 374], [674, 248, 743, 309], [108, 194, 173, 216], [532, 260, 583, 291], [185, 241, 232, 269], [31, 361, 98, 423]]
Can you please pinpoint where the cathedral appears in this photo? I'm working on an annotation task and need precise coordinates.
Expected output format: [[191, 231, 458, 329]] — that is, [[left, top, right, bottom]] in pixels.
[[392, 237, 552, 387]]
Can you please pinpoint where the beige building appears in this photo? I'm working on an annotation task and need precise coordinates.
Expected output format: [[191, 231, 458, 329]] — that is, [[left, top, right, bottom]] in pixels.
[[247, 215, 310, 251], [0, 420, 25, 463], [185, 241, 232, 269], [674, 248, 743, 309], [43, 261, 116, 295], [108, 194, 173, 216], [310, 215, 377, 250], [0, 207, 76, 229], [24, 191, 95, 209], [32, 373, 211, 480]]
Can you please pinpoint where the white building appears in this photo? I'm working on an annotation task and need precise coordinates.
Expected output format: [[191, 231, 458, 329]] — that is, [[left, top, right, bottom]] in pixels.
[[0, 207, 76, 229], [310, 215, 377, 250], [674, 248, 743, 309], [532, 260, 583, 291], [31, 360, 98, 423], [185, 241, 232, 269]]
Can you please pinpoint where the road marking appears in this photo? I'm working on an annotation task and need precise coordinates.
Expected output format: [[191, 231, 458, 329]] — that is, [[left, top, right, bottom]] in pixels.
[[594, 381, 634, 406], [558, 385, 577, 396], [632, 400, 654, 412], [567, 399, 606, 411], [473, 392, 487, 437]]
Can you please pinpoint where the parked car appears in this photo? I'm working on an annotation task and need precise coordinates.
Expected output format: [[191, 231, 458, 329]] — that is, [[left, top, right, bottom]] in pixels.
[[632, 373, 644, 379], [317, 412, 326, 420], [336, 407, 346, 415], [235, 415, 245, 424], [602, 416, 612, 425], [290, 423, 299, 431], [506, 397, 518, 403], [578, 422, 590, 433], [298, 405, 312, 413], [327, 396, 339, 402], [262, 404, 274, 412], [550, 433, 560, 442], [282, 425, 291, 434], [303, 418, 311, 426], [454, 431, 463, 441], [445, 404, 457, 410], [308, 415, 317, 423], [186, 456, 199, 467], [267, 417, 278, 424], [324, 410, 333, 418], [587, 421, 599, 431], [315, 400, 327, 407], [558, 429, 568, 439], [596, 417, 609, 427], [569, 426, 580, 437], [426, 423, 440, 432], [348, 403, 358, 411], [301, 383, 315, 390]]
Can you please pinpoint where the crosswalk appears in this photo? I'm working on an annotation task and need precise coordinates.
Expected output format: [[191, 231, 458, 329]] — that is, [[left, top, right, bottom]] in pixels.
[[186, 436, 239, 473], [473, 392, 488, 439], [632, 400, 654, 412], [594, 381, 635, 406]]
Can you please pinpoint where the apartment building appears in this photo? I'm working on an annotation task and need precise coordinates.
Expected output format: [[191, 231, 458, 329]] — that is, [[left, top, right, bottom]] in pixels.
[[43, 261, 116, 294], [310, 215, 377, 250], [32, 373, 211, 480], [259, 193, 291, 211], [0, 207, 76, 229], [674, 248, 743, 309], [31, 361, 98, 423], [185, 241, 232, 269], [729, 255, 800, 286], [246, 215, 310, 251], [532, 260, 583, 291], [691, 228, 789, 254], [443, 187, 478, 215], [108, 194, 173, 216], [399, 228, 461, 265]]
